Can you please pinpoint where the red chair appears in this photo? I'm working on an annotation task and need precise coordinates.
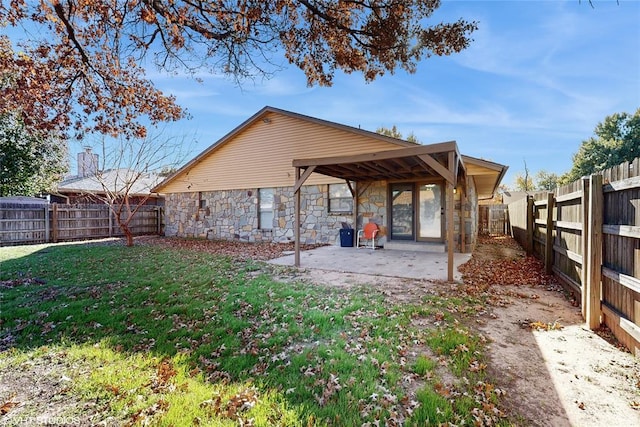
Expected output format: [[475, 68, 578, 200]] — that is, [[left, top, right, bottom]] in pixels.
[[357, 222, 380, 250]]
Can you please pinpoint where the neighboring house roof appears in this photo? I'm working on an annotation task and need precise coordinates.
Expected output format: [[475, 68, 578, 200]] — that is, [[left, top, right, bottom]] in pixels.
[[0, 196, 48, 204], [153, 106, 507, 199], [57, 169, 162, 197]]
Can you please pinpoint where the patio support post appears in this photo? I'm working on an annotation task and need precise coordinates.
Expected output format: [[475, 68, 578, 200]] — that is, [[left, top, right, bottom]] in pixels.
[[352, 183, 358, 234], [447, 151, 455, 282], [460, 180, 466, 253], [292, 165, 316, 267], [294, 167, 301, 267]]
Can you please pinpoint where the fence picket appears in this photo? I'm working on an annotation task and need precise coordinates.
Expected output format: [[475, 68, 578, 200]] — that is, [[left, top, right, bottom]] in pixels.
[[0, 203, 162, 247]]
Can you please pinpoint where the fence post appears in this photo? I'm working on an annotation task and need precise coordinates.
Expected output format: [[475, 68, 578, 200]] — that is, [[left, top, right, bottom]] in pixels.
[[526, 196, 534, 254], [51, 203, 58, 243], [586, 174, 603, 329], [545, 192, 555, 274], [635, 249, 640, 337], [156, 208, 162, 235], [44, 204, 50, 243], [581, 177, 590, 318]]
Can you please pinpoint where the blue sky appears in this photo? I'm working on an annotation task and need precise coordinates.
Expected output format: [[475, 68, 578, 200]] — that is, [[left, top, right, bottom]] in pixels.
[[74, 1, 639, 188]]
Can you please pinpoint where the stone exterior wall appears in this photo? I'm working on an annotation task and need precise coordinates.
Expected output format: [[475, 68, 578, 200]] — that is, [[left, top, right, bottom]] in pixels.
[[163, 178, 480, 250], [356, 180, 388, 245], [164, 185, 352, 244]]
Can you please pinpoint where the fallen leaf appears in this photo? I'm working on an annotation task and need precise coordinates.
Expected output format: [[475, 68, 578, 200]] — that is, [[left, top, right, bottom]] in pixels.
[[0, 393, 18, 415]]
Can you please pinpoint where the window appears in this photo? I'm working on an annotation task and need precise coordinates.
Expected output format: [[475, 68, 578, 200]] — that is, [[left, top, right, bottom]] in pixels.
[[259, 188, 274, 229], [198, 192, 206, 209], [328, 183, 353, 213]]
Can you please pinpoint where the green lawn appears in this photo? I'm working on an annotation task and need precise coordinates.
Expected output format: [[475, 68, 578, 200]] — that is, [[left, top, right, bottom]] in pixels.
[[0, 241, 510, 426]]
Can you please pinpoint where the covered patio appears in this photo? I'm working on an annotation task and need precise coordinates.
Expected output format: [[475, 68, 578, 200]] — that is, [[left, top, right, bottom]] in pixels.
[[292, 141, 466, 282], [268, 245, 470, 281]]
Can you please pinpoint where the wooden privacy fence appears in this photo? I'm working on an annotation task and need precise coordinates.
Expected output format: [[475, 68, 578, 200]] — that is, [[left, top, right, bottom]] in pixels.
[[479, 204, 509, 235], [0, 202, 162, 247], [508, 157, 640, 355]]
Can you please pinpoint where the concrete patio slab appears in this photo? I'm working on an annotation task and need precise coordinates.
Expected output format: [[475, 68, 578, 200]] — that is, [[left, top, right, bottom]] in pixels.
[[267, 245, 471, 282]]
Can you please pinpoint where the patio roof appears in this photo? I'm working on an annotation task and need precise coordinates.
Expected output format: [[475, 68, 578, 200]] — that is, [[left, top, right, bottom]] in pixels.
[[292, 141, 464, 188], [291, 141, 465, 282]]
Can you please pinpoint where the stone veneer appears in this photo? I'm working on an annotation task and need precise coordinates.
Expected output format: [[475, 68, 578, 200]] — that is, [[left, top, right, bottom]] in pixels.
[[164, 185, 352, 244], [456, 177, 479, 252], [164, 179, 478, 250]]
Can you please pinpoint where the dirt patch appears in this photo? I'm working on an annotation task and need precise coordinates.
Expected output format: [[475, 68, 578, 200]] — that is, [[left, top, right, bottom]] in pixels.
[[281, 268, 441, 304], [477, 284, 640, 426], [460, 235, 640, 426], [0, 351, 102, 426]]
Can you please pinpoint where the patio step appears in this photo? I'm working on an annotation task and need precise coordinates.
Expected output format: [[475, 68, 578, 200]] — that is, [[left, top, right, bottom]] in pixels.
[[383, 241, 446, 253]]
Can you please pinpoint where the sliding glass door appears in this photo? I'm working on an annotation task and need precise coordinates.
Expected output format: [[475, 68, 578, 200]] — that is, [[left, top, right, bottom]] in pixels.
[[390, 182, 444, 242], [390, 183, 414, 240], [417, 183, 443, 241]]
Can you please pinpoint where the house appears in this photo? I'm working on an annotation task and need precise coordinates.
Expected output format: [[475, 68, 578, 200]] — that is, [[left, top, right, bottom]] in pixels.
[[153, 107, 508, 260], [53, 148, 163, 205]]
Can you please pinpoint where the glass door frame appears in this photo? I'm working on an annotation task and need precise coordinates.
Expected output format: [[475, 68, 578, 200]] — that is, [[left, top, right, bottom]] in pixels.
[[416, 181, 445, 243], [388, 180, 445, 243], [388, 183, 415, 240]]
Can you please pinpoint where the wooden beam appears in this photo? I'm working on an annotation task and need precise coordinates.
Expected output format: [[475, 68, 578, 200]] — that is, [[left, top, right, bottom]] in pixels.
[[602, 303, 640, 349], [552, 265, 582, 296], [416, 154, 455, 185], [635, 300, 640, 346], [602, 224, 640, 239], [353, 161, 405, 180], [447, 151, 455, 282], [293, 165, 316, 193], [357, 182, 372, 198], [390, 157, 413, 171], [526, 196, 534, 255], [294, 167, 301, 267], [44, 204, 50, 243], [345, 180, 355, 197], [555, 221, 583, 231], [353, 181, 359, 233], [292, 141, 458, 167], [460, 185, 466, 253], [602, 266, 640, 294], [581, 177, 589, 318], [586, 174, 603, 329], [555, 190, 583, 203], [552, 244, 583, 265], [545, 192, 555, 275], [52, 202, 58, 243], [602, 175, 640, 192], [453, 153, 460, 181]]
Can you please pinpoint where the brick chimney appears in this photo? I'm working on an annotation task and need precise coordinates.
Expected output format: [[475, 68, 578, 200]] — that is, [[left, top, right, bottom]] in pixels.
[[77, 147, 99, 178]]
